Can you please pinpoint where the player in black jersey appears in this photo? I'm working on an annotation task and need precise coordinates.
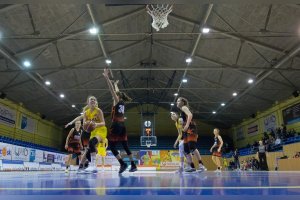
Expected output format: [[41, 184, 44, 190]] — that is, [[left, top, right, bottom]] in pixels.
[[65, 120, 83, 172], [177, 97, 207, 172], [103, 68, 137, 174]]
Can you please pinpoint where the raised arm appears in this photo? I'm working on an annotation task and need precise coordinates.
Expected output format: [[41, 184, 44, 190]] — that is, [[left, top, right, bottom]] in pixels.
[[103, 68, 119, 105], [65, 115, 83, 128], [113, 80, 120, 92]]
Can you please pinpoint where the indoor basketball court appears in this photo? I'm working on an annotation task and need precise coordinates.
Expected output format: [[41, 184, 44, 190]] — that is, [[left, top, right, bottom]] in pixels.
[[0, 0, 300, 200]]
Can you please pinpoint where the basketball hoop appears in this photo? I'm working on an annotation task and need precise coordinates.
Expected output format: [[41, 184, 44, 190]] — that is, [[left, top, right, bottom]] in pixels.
[[146, 4, 173, 31]]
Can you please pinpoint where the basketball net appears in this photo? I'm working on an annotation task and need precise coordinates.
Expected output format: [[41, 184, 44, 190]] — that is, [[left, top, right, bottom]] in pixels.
[[146, 4, 173, 31]]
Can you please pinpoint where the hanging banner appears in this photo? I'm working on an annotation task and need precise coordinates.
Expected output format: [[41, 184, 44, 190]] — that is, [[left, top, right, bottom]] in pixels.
[[236, 127, 245, 141], [247, 123, 259, 136], [0, 104, 16, 127], [19, 114, 36, 133], [282, 103, 300, 125], [263, 113, 277, 132]]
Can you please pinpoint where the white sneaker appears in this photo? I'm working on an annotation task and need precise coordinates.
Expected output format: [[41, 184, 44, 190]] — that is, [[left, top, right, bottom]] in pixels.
[[84, 166, 98, 173], [65, 169, 69, 173], [199, 166, 207, 171], [214, 169, 221, 173], [184, 167, 196, 172]]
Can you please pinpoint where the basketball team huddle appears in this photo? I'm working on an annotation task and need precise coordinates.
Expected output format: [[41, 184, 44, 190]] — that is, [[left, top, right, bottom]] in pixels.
[[64, 69, 224, 174]]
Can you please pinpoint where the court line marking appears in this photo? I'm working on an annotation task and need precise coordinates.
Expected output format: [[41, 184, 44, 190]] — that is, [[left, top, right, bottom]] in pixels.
[[1, 186, 300, 190]]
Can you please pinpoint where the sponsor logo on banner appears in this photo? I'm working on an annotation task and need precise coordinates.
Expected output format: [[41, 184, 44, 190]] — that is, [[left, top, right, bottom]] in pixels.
[[47, 153, 55, 163], [19, 114, 36, 133], [54, 153, 66, 163], [29, 149, 36, 162], [247, 123, 259, 135], [139, 150, 160, 166], [0, 104, 16, 127], [12, 145, 30, 161], [160, 150, 179, 169], [236, 127, 245, 141], [0, 142, 12, 160], [263, 113, 277, 132], [34, 150, 44, 162]]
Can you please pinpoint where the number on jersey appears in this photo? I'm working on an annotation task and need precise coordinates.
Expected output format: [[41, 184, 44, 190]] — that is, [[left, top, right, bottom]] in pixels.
[[118, 105, 125, 114]]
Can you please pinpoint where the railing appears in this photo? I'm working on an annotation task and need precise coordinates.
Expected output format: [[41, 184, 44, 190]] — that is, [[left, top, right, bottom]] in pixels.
[[224, 135, 300, 157]]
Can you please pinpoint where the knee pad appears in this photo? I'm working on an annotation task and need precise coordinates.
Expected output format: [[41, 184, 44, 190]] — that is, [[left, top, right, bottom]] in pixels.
[[89, 137, 98, 153]]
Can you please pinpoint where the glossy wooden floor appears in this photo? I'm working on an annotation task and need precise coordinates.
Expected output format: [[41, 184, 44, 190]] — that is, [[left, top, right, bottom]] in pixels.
[[0, 170, 299, 199]]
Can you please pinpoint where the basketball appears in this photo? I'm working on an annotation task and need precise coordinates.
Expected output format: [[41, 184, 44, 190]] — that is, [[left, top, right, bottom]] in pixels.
[[83, 120, 96, 133]]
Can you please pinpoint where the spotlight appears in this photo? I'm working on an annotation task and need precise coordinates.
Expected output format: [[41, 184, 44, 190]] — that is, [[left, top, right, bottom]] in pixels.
[[202, 28, 210, 33], [185, 57, 192, 63], [248, 79, 254, 84], [89, 27, 99, 35], [45, 81, 51, 86], [105, 59, 112, 64], [23, 60, 31, 68]]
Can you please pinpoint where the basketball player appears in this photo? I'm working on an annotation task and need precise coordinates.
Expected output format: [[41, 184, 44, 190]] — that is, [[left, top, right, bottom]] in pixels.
[[210, 128, 223, 172], [65, 111, 89, 153], [176, 97, 207, 172], [64, 120, 83, 172], [97, 137, 108, 171], [65, 101, 107, 171], [171, 112, 188, 173], [103, 68, 137, 174], [79, 96, 107, 173]]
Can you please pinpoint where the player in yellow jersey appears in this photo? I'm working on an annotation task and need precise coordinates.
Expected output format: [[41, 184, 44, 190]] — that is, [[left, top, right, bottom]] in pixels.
[[97, 137, 108, 171], [80, 96, 106, 173]]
